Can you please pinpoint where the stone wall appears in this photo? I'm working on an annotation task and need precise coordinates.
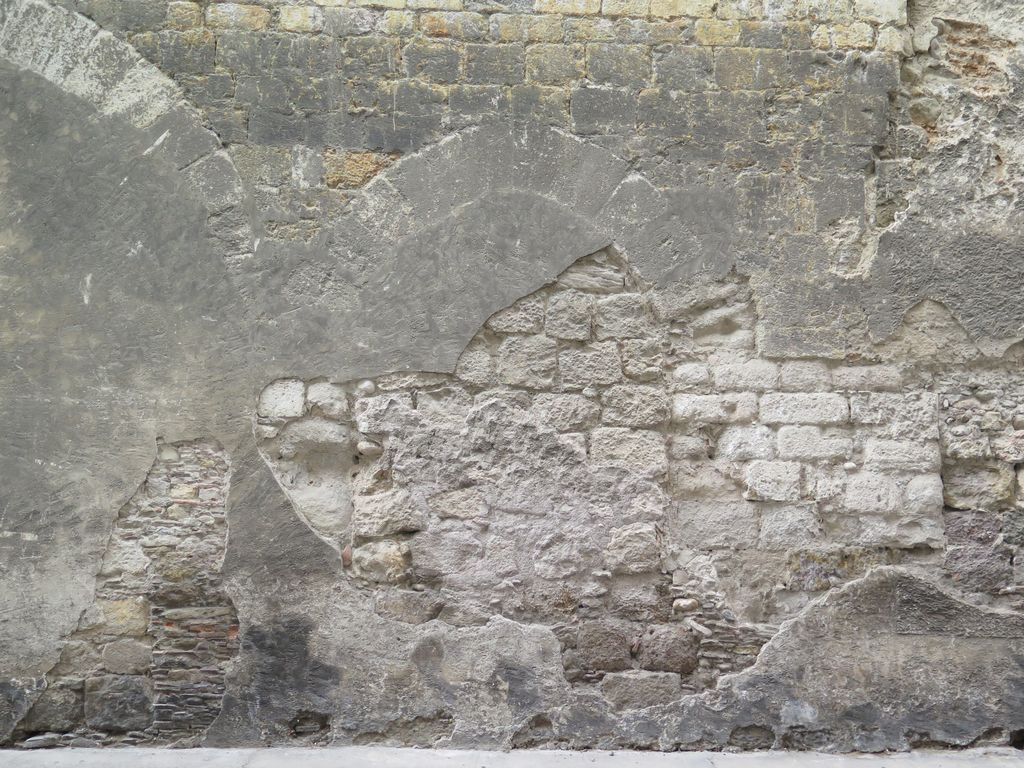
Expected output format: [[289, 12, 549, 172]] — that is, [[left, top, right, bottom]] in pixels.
[[1, 0, 1024, 754]]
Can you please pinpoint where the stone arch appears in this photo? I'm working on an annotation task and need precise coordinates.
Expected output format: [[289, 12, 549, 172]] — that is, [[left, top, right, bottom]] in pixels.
[[0, 0, 252, 260]]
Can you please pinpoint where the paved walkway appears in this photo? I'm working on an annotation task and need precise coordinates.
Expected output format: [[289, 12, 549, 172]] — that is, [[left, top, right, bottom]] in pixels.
[[2, 748, 1022, 768]]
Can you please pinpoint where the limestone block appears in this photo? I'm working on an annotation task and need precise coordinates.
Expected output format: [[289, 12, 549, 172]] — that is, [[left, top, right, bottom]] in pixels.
[[744, 460, 802, 501], [671, 363, 712, 392], [601, 385, 670, 427], [532, 393, 601, 431], [863, 439, 940, 472], [306, 382, 350, 420], [258, 378, 305, 421], [559, 342, 622, 387], [599, 670, 680, 710], [604, 522, 662, 574], [636, 625, 699, 674], [943, 464, 1016, 511], [712, 360, 780, 391], [204, 3, 272, 30], [842, 472, 900, 515], [101, 639, 152, 675], [675, 500, 759, 548], [758, 503, 820, 550], [351, 540, 411, 583], [672, 393, 758, 425], [497, 335, 559, 388], [779, 361, 831, 391], [759, 393, 849, 425], [590, 427, 667, 476], [777, 425, 851, 460], [717, 425, 775, 460], [352, 488, 427, 537], [278, 6, 325, 32], [831, 365, 901, 392], [428, 487, 488, 519], [354, 393, 416, 433], [576, 621, 634, 673], [486, 295, 545, 333], [546, 290, 593, 340]]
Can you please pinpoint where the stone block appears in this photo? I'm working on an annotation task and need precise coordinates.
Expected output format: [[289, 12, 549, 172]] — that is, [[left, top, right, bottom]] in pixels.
[[352, 488, 427, 537], [559, 342, 622, 387], [546, 290, 593, 340], [428, 487, 487, 519], [636, 625, 699, 674], [650, 0, 714, 15], [600, 670, 680, 710], [351, 540, 411, 583], [744, 460, 802, 501], [526, 43, 586, 84], [903, 474, 943, 519], [354, 392, 415, 433], [717, 424, 775, 460], [604, 522, 662, 574], [532, 392, 601, 431], [653, 45, 714, 91], [403, 39, 463, 81], [601, 0, 650, 16], [204, 3, 271, 30], [590, 427, 667, 476], [466, 43, 525, 84], [259, 379, 307, 420], [510, 84, 570, 126], [497, 335, 558, 388], [421, 11, 488, 39], [278, 6, 325, 32], [675, 500, 759, 548], [842, 472, 899, 515], [854, 0, 905, 24], [863, 439, 941, 473], [486, 295, 546, 333], [831, 365, 901, 392], [571, 85, 638, 135], [777, 425, 851, 460], [712, 360, 779, 391], [943, 464, 1016, 511], [84, 675, 154, 732], [576, 621, 633, 673], [601, 385, 670, 427], [535, 0, 602, 14], [671, 363, 712, 392], [586, 44, 651, 87], [101, 639, 152, 675], [715, 48, 791, 89], [758, 503, 820, 550], [672, 393, 758, 425], [779, 361, 831, 392], [306, 382, 350, 420], [759, 393, 848, 425]]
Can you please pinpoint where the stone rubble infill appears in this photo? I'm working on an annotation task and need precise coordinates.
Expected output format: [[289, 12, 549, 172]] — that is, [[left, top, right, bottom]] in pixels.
[[3, 748, 1022, 767]]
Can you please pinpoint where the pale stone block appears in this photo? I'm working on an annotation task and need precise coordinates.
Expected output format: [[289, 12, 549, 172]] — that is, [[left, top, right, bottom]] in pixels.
[[532, 393, 601, 431], [535, 0, 602, 14], [278, 6, 325, 32], [591, 427, 667, 476], [744, 460, 802, 501], [676, 500, 758, 548], [759, 393, 848, 425], [546, 290, 593, 340], [779, 361, 831, 391], [559, 342, 622, 387], [352, 488, 426, 537], [306, 382, 349, 420], [672, 393, 758, 425], [497, 335, 558, 388], [717, 425, 775, 460], [595, 294, 650, 340], [777, 425, 851, 461], [842, 472, 900, 514], [486, 295, 545, 333], [258, 379, 306, 420], [712, 360, 779, 391], [205, 3, 272, 30], [758, 503, 820, 550], [428, 487, 488, 519], [604, 522, 662, 574], [601, 385, 669, 427], [671, 363, 711, 392], [863, 439, 941, 472], [854, 0, 906, 24]]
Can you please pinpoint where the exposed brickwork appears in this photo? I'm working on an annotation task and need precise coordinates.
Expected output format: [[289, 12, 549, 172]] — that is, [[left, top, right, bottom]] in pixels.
[[15, 442, 238, 747]]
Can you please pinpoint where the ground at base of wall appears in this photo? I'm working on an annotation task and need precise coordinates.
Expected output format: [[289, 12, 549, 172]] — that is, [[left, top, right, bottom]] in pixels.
[[3, 747, 1023, 768]]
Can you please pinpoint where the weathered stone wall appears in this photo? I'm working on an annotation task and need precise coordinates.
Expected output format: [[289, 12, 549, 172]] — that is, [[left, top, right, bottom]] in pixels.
[[1, 0, 1023, 753]]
